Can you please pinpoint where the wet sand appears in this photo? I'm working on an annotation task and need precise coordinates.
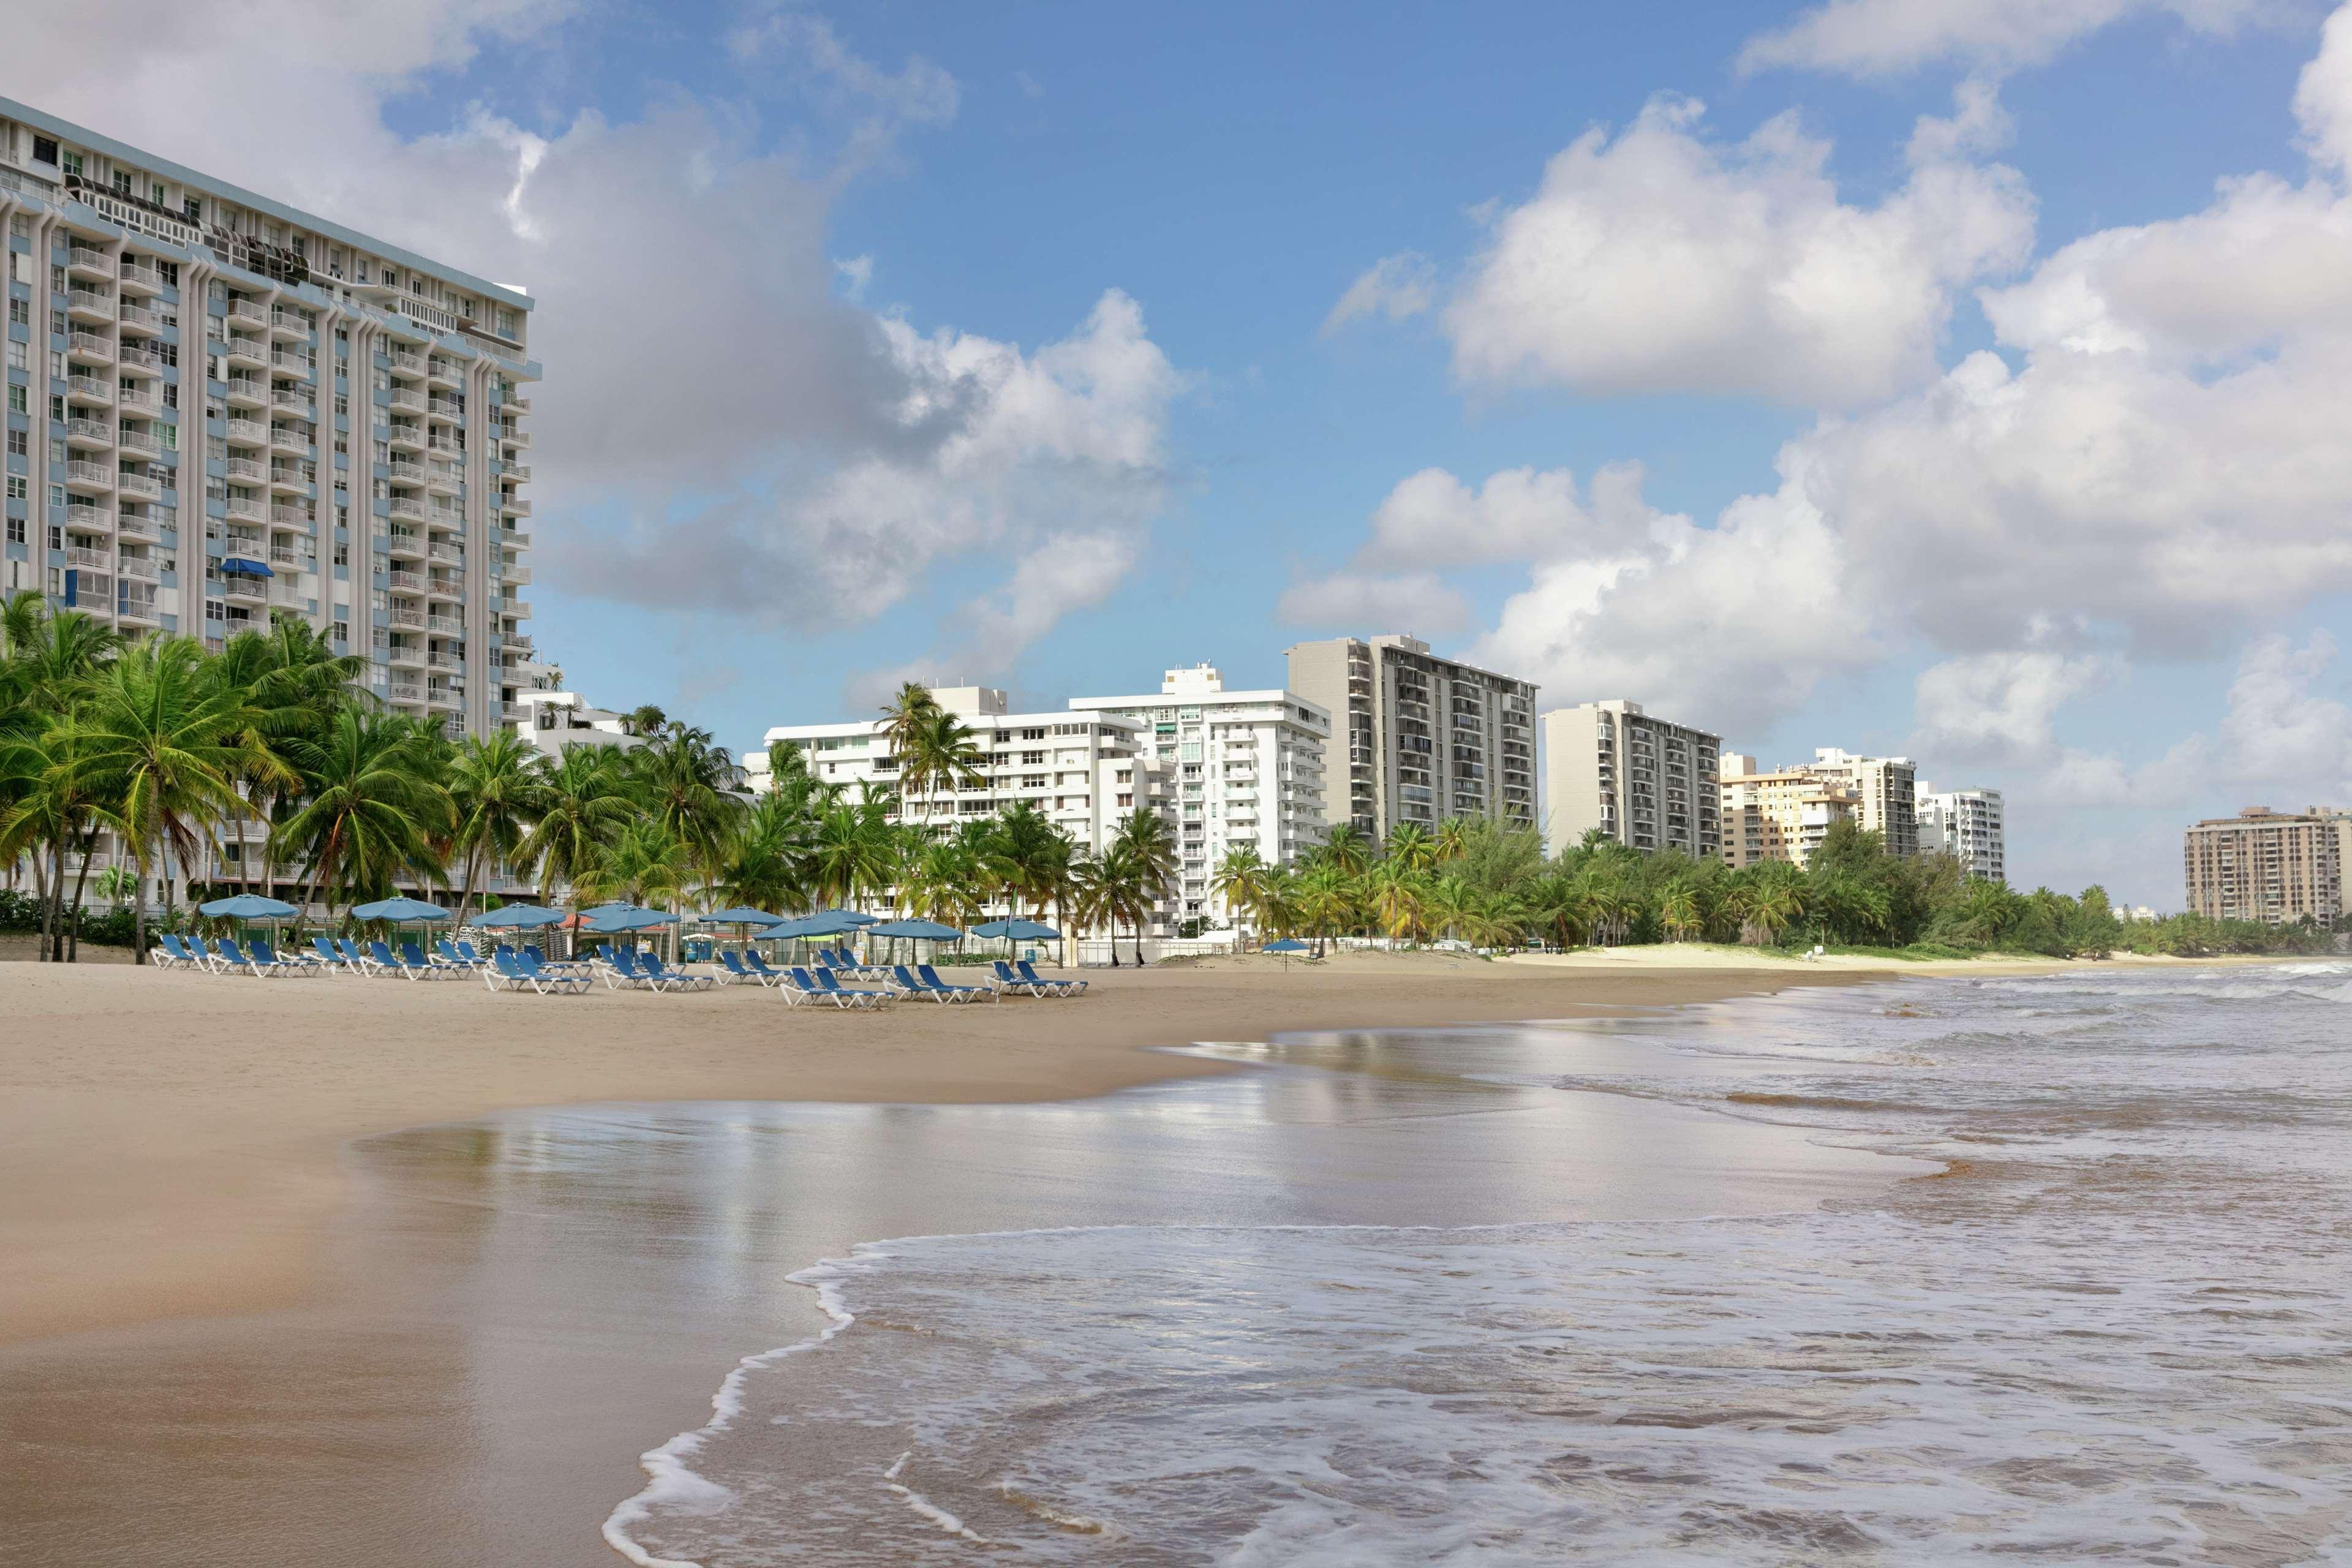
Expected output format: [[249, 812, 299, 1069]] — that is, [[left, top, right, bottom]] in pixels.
[[0, 952, 2031, 1564]]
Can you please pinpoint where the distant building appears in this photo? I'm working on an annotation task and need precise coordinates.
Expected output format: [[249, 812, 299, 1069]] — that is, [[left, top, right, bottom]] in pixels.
[[1069, 664, 1329, 928], [1719, 755, 1858, 869], [1283, 633, 1537, 839], [1917, 783, 2006, 883], [1803, 749, 1920, 858], [511, 689, 642, 761], [2182, 807, 2352, 925], [1540, 699, 1721, 858]]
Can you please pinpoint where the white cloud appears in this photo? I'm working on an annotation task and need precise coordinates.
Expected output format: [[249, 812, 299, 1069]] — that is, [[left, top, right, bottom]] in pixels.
[[1354, 463, 1655, 568], [2294, 3, 2352, 172], [0, 5, 1175, 679], [1439, 93, 2034, 406], [1322, 252, 1438, 336], [1275, 573, 1474, 639], [1740, 0, 2277, 79], [1910, 650, 2118, 766]]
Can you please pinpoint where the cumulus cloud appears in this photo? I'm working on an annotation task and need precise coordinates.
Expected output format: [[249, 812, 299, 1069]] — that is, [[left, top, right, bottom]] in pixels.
[[1439, 92, 2035, 406], [0, 4, 1175, 678], [1275, 572, 1474, 639], [1910, 650, 2118, 766], [1322, 253, 1438, 336], [1740, 0, 2277, 80]]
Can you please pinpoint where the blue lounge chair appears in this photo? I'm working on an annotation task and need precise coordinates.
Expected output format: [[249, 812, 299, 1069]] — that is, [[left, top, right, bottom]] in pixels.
[[717, 951, 770, 987], [785, 966, 878, 1009], [451, 939, 490, 969], [212, 936, 273, 977], [337, 937, 381, 974], [249, 936, 318, 976], [918, 962, 994, 1003], [742, 950, 790, 985], [993, 960, 1054, 997], [372, 940, 426, 979], [891, 963, 972, 1003], [437, 938, 483, 971], [399, 940, 462, 979], [813, 967, 892, 1008], [486, 950, 581, 994], [152, 933, 197, 970], [1017, 959, 1085, 997], [641, 953, 713, 992], [313, 936, 350, 971], [515, 949, 589, 993], [601, 948, 668, 991]]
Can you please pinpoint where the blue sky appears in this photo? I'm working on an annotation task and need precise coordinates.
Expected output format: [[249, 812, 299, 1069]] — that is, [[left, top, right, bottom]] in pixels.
[[18, 0, 2352, 906]]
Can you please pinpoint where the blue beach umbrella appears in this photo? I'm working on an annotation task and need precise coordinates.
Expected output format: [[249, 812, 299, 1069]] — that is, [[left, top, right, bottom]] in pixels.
[[971, 918, 1060, 940], [349, 896, 451, 924], [702, 907, 784, 927], [1263, 936, 1311, 970], [867, 917, 966, 967], [582, 907, 677, 935], [474, 903, 568, 929], [199, 893, 299, 921]]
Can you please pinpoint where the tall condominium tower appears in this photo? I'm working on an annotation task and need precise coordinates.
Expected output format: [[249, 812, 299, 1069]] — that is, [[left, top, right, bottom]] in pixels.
[[1284, 633, 1537, 839], [1540, 699, 1721, 859], [1069, 663, 1330, 927], [2182, 806, 2352, 925], [1801, 749, 1920, 858], [1917, 783, 2007, 883], [0, 99, 541, 740]]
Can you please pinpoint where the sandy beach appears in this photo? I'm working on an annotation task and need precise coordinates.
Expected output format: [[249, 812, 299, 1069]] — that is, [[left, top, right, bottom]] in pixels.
[[0, 946, 2278, 1565]]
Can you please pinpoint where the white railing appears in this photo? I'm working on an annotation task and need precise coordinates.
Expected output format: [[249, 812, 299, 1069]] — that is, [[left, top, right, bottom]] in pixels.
[[64, 459, 113, 486], [67, 417, 112, 445], [68, 331, 113, 360], [228, 300, 268, 326], [117, 556, 157, 580], [271, 507, 310, 528], [67, 288, 111, 314], [68, 375, 112, 402], [117, 429, 162, 456], [388, 499, 427, 522]]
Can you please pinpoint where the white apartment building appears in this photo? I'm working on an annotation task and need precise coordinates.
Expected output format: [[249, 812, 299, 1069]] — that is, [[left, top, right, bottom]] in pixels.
[[0, 99, 543, 741], [745, 686, 1182, 934], [513, 688, 644, 762], [1803, 749, 1920, 857], [1284, 633, 1537, 837], [1917, 783, 2006, 883], [1540, 699, 1721, 858], [1069, 663, 1330, 927]]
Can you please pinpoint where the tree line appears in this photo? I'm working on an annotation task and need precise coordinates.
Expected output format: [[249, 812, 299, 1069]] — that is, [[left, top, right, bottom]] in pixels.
[[3, 599, 2330, 965]]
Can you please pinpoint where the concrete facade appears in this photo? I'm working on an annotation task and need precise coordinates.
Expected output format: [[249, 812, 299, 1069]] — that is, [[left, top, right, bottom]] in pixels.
[[2182, 807, 2352, 925], [1069, 663, 1329, 925], [1540, 699, 1721, 858], [1917, 783, 2006, 883], [1284, 633, 1536, 839]]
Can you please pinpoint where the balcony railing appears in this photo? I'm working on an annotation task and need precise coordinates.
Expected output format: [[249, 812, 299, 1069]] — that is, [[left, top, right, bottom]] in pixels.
[[271, 506, 311, 529], [67, 375, 113, 404], [67, 331, 113, 361], [117, 555, 158, 580], [228, 300, 268, 326], [117, 429, 163, 456], [225, 497, 266, 524]]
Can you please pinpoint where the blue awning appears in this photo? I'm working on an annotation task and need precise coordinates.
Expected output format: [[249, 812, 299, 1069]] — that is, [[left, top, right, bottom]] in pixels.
[[219, 556, 275, 578]]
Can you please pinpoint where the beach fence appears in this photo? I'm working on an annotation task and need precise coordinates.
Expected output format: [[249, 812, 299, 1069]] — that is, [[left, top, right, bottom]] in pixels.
[[1074, 935, 1237, 967]]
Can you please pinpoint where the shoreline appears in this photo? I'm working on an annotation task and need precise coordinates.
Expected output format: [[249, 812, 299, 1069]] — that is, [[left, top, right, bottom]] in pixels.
[[0, 944, 2278, 1351]]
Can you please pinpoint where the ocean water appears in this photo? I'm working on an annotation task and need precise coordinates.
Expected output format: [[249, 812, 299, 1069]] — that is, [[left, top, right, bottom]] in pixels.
[[606, 967, 2352, 1566]]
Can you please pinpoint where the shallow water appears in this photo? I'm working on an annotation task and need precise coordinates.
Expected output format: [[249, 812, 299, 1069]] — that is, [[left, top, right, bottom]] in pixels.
[[608, 967, 2352, 1566]]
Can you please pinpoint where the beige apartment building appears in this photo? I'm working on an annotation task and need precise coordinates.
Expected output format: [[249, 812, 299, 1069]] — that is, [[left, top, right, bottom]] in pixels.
[[1541, 699, 1721, 858], [1719, 755, 1858, 869], [1284, 633, 1537, 838], [1801, 748, 1919, 858], [2183, 807, 2352, 925]]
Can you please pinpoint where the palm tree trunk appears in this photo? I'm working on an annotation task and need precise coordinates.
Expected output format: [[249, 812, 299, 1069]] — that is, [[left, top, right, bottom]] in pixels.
[[66, 829, 99, 962], [132, 850, 149, 965], [47, 838, 72, 962]]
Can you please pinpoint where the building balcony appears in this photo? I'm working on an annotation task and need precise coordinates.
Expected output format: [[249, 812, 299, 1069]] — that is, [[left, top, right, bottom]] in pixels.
[[386, 460, 426, 486], [117, 385, 161, 417], [270, 389, 315, 418], [426, 612, 464, 636], [270, 424, 309, 456], [388, 569, 424, 592], [224, 335, 270, 369], [426, 397, 463, 423], [222, 575, 268, 602], [227, 457, 268, 483], [388, 682, 424, 704], [388, 349, 427, 377], [426, 360, 460, 390], [66, 375, 114, 407], [428, 541, 464, 564], [225, 496, 267, 524], [115, 511, 160, 541], [425, 467, 460, 496], [117, 428, 164, 457], [67, 330, 115, 364], [224, 377, 266, 408], [270, 350, 314, 379], [502, 463, 531, 483], [388, 499, 428, 523], [271, 505, 311, 530], [385, 424, 425, 453], [267, 469, 307, 495], [498, 426, 530, 449], [384, 533, 425, 561], [62, 459, 115, 494], [269, 308, 308, 340], [65, 418, 113, 450], [61, 502, 111, 533], [117, 260, 162, 296], [227, 300, 268, 328], [117, 346, 164, 378], [501, 598, 532, 621], [500, 495, 530, 518], [426, 688, 461, 710], [426, 576, 464, 601], [116, 594, 160, 625], [65, 288, 113, 323], [428, 651, 461, 671], [388, 606, 426, 629], [116, 554, 158, 580]]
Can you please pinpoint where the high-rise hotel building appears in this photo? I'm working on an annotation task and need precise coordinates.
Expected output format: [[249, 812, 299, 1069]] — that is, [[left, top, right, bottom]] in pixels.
[[0, 99, 541, 738], [1285, 635, 1537, 839]]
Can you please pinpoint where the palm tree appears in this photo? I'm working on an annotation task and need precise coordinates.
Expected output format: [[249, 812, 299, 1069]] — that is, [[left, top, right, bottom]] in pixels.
[[622, 704, 670, 739], [1110, 809, 1176, 960], [989, 802, 1066, 922], [580, 819, 691, 911], [1294, 862, 1358, 956], [273, 707, 450, 921], [905, 707, 985, 835], [811, 794, 901, 910], [447, 730, 547, 925], [516, 745, 636, 920], [1385, 821, 1437, 874], [876, 682, 940, 820], [1362, 858, 1426, 943], [1433, 816, 1472, 865], [712, 790, 820, 915], [629, 725, 745, 934], [1211, 845, 1275, 946], [1317, 823, 1373, 876], [64, 637, 254, 960]]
